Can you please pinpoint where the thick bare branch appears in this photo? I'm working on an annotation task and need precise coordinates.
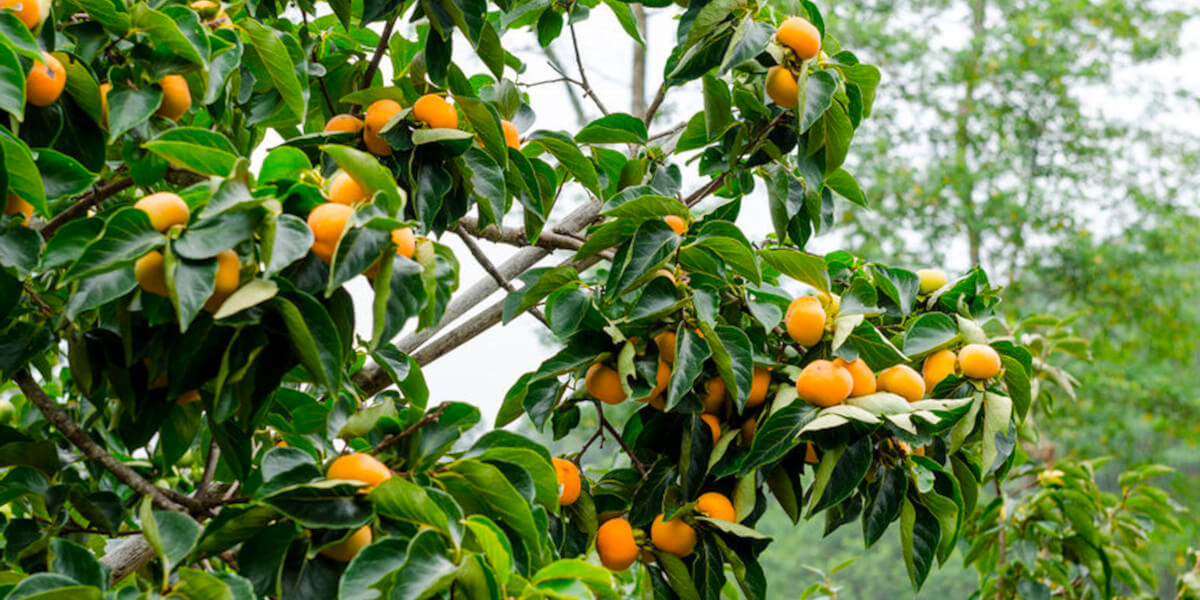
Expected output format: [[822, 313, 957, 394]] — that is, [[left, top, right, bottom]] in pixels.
[[454, 225, 552, 329], [457, 215, 590, 254], [13, 369, 199, 513]]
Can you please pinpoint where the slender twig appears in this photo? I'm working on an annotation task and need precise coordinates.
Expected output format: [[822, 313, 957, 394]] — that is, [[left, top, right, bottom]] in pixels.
[[643, 80, 667, 125], [373, 403, 449, 453], [40, 178, 134, 239], [595, 400, 647, 476], [454, 225, 552, 329], [648, 122, 687, 142], [353, 16, 397, 116], [574, 426, 605, 467], [543, 48, 588, 125], [301, 8, 336, 116], [517, 77, 576, 88], [567, 20, 610, 116], [197, 441, 219, 498], [13, 370, 201, 513]]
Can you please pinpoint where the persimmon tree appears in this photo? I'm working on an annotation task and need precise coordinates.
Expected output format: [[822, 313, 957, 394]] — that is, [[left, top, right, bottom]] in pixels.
[[0, 0, 1080, 596]]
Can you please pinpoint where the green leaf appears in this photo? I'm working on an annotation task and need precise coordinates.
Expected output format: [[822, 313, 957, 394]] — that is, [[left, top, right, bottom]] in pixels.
[[0, 12, 40, 60], [602, 195, 689, 221], [175, 210, 261, 259], [862, 467, 906, 548], [842, 321, 909, 371], [901, 313, 959, 358], [242, 19, 306, 123], [602, 0, 644, 45], [144, 127, 238, 177], [338, 537, 409, 600], [463, 515, 513, 585], [35, 149, 98, 201], [3, 575, 103, 600], [502, 265, 579, 324], [758, 248, 829, 293], [455, 96, 508, 168], [321, 144, 406, 217], [438, 459, 548, 568], [692, 235, 761, 284], [665, 327, 710, 410], [368, 477, 450, 536], [274, 293, 344, 392], [262, 214, 313, 277], [258, 147, 311, 185], [378, 529, 457, 599], [798, 70, 837, 133], [900, 498, 940, 590], [1001, 355, 1031, 421], [75, 0, 130, 33], [65, 267, 136, 319], [63, 208, 165, 281], [575, 113, 648, 145], [0, 42, 24, 120], [528, 130, 601, 198], [702, 74, 733, 138], [980, 391, 1013, 475], [808, 437, 871, 516], [0, 131, 46, 215], [655, 551, 702, 600], [130, 4, 205, 65], [141, 500, 202, 571], [170, 567, 235, 600], [106, 86, 162, 141], [49, 538, 106, 589], [260, 480, 373, 529], [164, 247, 217, 332], [741, 403, 815, 474], [872, 265, 920, 315], [604, 220, 680, 298], [824, 168, 867, 207]]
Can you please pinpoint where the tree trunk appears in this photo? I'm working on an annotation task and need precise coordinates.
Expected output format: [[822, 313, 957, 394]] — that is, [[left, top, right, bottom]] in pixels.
[[631, 5, 648, 116]]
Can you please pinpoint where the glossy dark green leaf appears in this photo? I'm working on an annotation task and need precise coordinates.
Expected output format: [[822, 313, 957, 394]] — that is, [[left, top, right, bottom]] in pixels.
[[502, 265, 579, 324], [900, 498, 940, 590], [243, 19, 306, 122], [0, 42, 24, 120], [144, 128, 238, 177], [368, 477, 450, 535], [604, 220, 680, 298], [809, 436, 871, 515], [261, 481, 374, 529], [901, 312, 958, 358], [575, 113, 648, 145], [338, 537, 410, 600], [63, 207, 164, 281], [862, 467, 907, 548], [141, 501, 202, 570], [758, 248, 829, 293], [528, 130, 601, 198], [274, 293, 344, 392]]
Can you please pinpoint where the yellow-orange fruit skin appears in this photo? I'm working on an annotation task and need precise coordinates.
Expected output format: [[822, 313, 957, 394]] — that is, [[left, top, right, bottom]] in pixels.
[[319, 526, 372, 562], [746, 367, 771, 407], [645, 361, 670, 402], [958, 344, 1002, 379], [596, 518, 638, 570], [26, 52, 65, 107], [213, 250, 240, 296], [328, 171, 367, 205], [654, 331, 677, 364], [651, 514, 697, 558], [501, 119, 520, 149], [804, 442, 819, 464], [363, 128, 393, 156], [100, 82, 111, 127], [156, 74, 192, 121], [664, 215, 687, 235], [786, 296, 827, 346], [135, 251, 169, 298], [776, 16, 821, 60], [585, 363, 626, 405], [702, 377, 726, 413], [1, 0, 41, 29], [700, 413, 721, 442], [134, 192, 190, 232], [795, 360, 853, 407], [307, 203, 354, 259], [740, 417, 757, 446], [324, 114, 364, 134], [922, 349, 958, 394], [392, 227, 416, 259], [917, 269, 947, 294], [832, 357, 876, 398], [765, 66, 799, 109], [326, 453, 392, 491], [5, 194, 33, 224], [552, 458, 581, 506], [364, 100, 402, 156], [695, 492, 736, 522], [877, 364, 925, 402], [412, 94, 458, 129]]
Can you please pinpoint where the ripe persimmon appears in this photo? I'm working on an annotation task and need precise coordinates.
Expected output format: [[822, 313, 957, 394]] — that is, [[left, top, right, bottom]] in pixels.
[[702, 377, 726, 413], [695, 492, 735, 522], [319, 526, 371, 562], [392, 227, 416, 259], [213, 249, 240, 296], [740, 417, 756, 446], [307, 202, 354, 264], [585, 363, 626, 405], [5, 194, 33, 225], [786, 296, 826, 346], [700, 413, 721, 442], [328, 171, 366, 205], [958, 344, 1001, 379], [654, 330, 676, 364], [795, 359, 853, 407], [135, 251, 169, 298], [832, 357, 876, 397], [26, 52, 65, 107], [922, 349, 957, 394], [326, 453, 391, 491], [552, 457, 581, 506], [134, 192, 190, 232], [364, 99, 402, 156], [777, 16, 821, 60], [501, 119, 520, 149], [156, 75, 192, 121], [412, 94, 458, 129], [877, 364, 924, 402], [747, 367, 771, 407], [324, 114, 364, 134], [664, 215, 687, 235], [596, 517, 638, 570], [1, 0, 41, 29], [765, 66, 798, 109], [650, 514, 696, 558]]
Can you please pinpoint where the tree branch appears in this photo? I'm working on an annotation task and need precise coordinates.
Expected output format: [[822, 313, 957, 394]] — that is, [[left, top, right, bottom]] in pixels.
[[13, 369, 201, 513], [354, 16, 397, 115], [595, 400, 647, 476], [454, 225, 552, 329], [643, 80, 667, 125], [373, 402, 449, 453], [568, 20, 610, 116], [39, 178, 134, 239], [457, 214, 607, 256]]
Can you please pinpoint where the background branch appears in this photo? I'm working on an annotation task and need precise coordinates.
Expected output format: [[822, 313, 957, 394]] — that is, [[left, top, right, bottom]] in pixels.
[[454, 225, 552, 329]]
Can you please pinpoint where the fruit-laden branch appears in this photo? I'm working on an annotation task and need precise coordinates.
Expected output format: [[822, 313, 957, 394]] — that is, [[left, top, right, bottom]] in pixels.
[[12, 369, 202, 513], [373, 402, 449, 453], [39, 178, 134, 238], [454, 225, 552, 329], [359, 16, 397, 98]]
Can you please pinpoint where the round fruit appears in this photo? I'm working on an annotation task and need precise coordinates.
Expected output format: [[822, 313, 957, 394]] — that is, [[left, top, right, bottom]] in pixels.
[[700, 413, 721, 442], [702, 377, 726, 413], [877, 364, 924, 402], [786, 296, 826, 346], [922, 349, 957, 394], [958, 344, 1001, 379], [765, 66, 799, 108], [695, 492, 735, 522], [307, 202, 354, 259], [747, 367, 771, 407], [740, 417, 756, 446], [832, 357, 876, 398], [646, 361, 670, 401], [917, 268, 947, 294], [326, 453, 392, 490], [392, 227, 416, 259], [135, 192, 190, 232], [213, 249, 240, 296], [795, 359, 853, 407], [1, 0, 41, 29], [363, 128, 392, 155], [650, 514, 696, 558], [412, 94, 458, 129], [596, 518, 638, 570], [654, 330, 676, 364], [311, 239, 336, 264], [364, 99, 402, 156], [585, 363, 626, 405], [552, 457, 581, 506], [5, 194, 33, 225], [135, 251, 169, 297], [319, 526, 371, 562], [664, 215, 687, 235], [26, 52, 65, 107], [776, 16, 821, 60], [501, 119, 520, 149], [325, 114, 364, 134], [328, 171, 367, 205], [804, 442, 819, 464], [99, 82, 111, 127], [157, 75, 192, 121]]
